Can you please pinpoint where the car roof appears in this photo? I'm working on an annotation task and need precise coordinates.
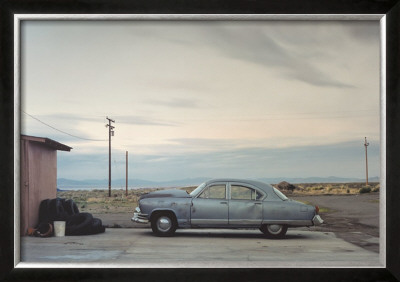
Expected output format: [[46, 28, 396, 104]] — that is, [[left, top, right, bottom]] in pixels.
[[204, 178, 275, 193]]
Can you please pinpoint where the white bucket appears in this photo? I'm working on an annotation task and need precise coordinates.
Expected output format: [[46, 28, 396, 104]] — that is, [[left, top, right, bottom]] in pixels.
[[53, 221, 66, 237]]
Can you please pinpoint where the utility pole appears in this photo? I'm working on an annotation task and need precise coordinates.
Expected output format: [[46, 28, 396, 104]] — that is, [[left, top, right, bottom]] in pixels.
[[126, 151, 128, 197], [106, 117, 115, 197], [364, 137, 369, 186]]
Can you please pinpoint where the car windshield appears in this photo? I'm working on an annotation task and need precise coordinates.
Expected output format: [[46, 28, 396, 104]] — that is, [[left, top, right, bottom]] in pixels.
[[273, 187, 288, 201], [190, 182, 206, 197]]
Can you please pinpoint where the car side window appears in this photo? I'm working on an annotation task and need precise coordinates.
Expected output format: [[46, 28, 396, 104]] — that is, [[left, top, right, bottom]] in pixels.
[[198, 184, 226, 199], [231, 185, 263, 200]]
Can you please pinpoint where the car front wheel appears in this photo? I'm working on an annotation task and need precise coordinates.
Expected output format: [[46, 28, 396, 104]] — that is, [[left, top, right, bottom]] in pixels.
[[260, 224, 288, 239], [151, 212, 177, 237]]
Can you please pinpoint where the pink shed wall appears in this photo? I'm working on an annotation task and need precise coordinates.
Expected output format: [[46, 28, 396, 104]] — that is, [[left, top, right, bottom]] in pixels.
[[20, 140, 57, 236]]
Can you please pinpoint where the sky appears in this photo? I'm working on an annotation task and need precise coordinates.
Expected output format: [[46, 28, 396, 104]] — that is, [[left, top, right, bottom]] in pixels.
[[20, 19, 381, 182]]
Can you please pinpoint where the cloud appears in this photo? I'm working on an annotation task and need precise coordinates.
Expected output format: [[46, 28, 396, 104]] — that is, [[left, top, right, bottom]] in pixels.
[[157, 22, 366, 89], [57, 139, 380, 181], [58, 151, 109, 179], [139, 140, 379, 180], [170, 138, 238, 147], [144, 97, 201, 108], [23, 21, 380, 182], [345, 21, 380, 43], [149, 78, 212, 96], [167, 138, 268, 152], [113, 115, 180, 127], [207, 25, 354, 88]]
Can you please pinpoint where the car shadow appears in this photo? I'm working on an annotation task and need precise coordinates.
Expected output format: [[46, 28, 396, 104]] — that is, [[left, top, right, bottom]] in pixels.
[[174, 231, 264, 239], [143, 230, 309, 240]]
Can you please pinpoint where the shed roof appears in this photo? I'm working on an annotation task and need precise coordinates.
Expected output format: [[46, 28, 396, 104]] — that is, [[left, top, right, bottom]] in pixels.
[[21, 135, 72, 151]]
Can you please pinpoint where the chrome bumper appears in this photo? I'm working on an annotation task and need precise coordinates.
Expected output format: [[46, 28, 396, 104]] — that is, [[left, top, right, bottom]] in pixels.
[[131, 212, 149, 224], [312, 215, 324, 226], [131, 207, 149, 224]]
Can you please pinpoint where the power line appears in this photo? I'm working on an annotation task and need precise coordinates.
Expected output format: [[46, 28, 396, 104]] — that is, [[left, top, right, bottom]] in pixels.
[[22, 110, 107, 141]]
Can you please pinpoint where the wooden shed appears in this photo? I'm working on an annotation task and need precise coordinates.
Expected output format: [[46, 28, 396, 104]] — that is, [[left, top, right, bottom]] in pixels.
[[20, 135, 72, 236]]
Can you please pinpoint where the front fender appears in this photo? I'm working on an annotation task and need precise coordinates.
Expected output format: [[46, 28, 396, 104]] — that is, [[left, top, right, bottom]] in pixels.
[[144, 198, 192, 228], [149, 208, 177, 221]]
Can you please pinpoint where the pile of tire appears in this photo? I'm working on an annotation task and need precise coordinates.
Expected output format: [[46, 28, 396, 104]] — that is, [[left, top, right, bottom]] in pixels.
[[38, 198, 105, 236]]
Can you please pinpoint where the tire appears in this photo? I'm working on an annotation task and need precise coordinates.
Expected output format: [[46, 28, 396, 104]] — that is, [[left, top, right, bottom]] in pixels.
[[260, 224, 288, 239], [151, 212, 177, 237], [81, 218, 106, 235], [90, 218, 105, 234], [48, 198, 69, 221], [65, 212, 93, 236], [38, 199, 51, 224], [72, 201, 79, 214], [63, 199, 79, 216]]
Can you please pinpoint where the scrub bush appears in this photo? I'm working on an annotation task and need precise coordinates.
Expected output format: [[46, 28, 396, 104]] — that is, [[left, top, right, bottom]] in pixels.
[[359, 187, 371, 194]]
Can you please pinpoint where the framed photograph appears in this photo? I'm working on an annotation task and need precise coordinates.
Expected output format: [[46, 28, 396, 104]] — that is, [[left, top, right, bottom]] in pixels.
[[1, 1, 399, 281]]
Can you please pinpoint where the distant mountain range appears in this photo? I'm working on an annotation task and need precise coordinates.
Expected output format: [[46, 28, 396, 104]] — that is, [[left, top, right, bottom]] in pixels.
[[258, 176, 379, 184], [57, 176, 380, 189]]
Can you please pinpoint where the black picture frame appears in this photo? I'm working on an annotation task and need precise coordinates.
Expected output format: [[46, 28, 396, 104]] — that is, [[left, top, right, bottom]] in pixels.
[[1, 0, 399, 281]]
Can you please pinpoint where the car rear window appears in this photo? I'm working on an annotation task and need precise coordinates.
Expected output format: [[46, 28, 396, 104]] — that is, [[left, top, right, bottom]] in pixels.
[[273, 187, 288, 201], [231, 185, 263, 200]]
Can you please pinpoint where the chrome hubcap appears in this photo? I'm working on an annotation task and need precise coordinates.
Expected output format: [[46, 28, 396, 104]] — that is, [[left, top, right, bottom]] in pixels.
[[267, 224, 283, 234], [157, 216, 172, 232]]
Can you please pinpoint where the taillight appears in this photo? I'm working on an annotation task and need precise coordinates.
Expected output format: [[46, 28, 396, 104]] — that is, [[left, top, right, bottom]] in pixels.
[[315, 205, 319, 214]]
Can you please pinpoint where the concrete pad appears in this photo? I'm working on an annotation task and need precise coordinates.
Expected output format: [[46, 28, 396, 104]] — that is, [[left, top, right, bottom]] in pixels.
[[18, 228, 381, 268]]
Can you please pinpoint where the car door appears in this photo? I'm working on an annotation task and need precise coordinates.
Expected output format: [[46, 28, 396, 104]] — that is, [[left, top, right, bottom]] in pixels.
[[190, 182, 229, 227], [228, 183, 264, 227]]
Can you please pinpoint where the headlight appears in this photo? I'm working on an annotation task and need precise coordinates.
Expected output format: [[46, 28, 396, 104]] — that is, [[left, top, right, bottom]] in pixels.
[[135, 207, 141, 213]]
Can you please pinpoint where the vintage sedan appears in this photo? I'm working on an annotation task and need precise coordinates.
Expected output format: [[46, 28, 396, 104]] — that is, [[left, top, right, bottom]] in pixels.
[[132, 179, 323, 238]]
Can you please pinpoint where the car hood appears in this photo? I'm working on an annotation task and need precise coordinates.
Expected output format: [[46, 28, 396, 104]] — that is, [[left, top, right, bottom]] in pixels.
[[139, 189, 192, 199]]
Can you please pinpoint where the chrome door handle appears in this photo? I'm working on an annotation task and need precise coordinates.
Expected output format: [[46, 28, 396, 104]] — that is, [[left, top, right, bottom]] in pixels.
[[220, 201, 228, 205]]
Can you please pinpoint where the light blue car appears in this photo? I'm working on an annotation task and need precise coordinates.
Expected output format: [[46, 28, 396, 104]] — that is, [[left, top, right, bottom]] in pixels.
[[132, 178, 323, 238]]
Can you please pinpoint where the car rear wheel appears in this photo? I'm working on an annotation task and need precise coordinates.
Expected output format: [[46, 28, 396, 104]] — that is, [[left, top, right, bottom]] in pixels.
[[260, 224, 288, 239], [151, 212, 177, 237]]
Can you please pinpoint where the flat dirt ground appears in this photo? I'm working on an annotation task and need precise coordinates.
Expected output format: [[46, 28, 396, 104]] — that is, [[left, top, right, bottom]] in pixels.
[[291, 193, 380, 253], [86, 192, 380, 253]]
